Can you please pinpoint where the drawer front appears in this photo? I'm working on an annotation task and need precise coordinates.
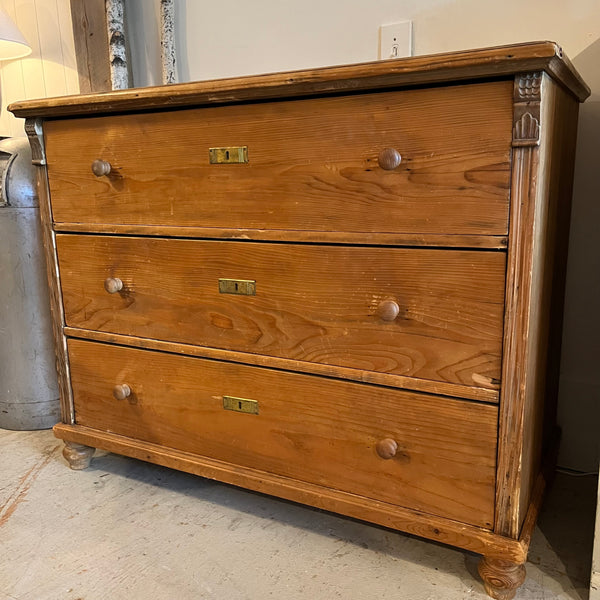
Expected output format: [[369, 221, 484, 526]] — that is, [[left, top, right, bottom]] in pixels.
[[57, 235, 506, 391], [68, 339, 498, 528], [45, 81, 512, 235]]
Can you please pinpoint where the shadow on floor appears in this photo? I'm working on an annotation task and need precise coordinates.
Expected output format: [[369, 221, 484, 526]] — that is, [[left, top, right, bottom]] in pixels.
[[85, 450, 490, 590], [532, 471, 597, 600], [83, 449, 596, 599]]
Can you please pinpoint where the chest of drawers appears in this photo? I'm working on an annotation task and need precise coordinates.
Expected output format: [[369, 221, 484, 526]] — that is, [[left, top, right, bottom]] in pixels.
[[11, 42, 589, 599]]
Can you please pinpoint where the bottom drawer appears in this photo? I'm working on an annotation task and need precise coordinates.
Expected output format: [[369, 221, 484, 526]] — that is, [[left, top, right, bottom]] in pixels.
[[68, 339, 497, 528]]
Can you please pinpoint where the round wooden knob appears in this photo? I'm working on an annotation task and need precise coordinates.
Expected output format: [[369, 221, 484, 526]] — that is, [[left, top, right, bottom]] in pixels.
[[376, 438, 398, 460], [376, 299, 400, 321], [113, 384, 131, 401], [91, 159, 112, 177], [378, 148, 402, 170], [104, 277, 123, 294]]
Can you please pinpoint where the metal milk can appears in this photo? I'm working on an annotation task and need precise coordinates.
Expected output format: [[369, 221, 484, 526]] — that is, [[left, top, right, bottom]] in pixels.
[[0, 136, 59, 429]]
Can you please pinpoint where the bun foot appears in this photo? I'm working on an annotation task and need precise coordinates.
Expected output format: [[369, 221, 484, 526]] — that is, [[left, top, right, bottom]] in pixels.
[[478, 557, 526, 600], [63, 441, 94, 470]]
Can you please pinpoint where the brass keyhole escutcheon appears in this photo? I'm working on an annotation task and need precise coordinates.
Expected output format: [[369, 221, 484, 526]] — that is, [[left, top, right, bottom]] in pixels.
[[209, 146, 248, 164]]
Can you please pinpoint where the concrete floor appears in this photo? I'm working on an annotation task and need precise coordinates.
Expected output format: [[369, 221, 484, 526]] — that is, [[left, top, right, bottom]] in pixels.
[[0, 429, 596, 600]]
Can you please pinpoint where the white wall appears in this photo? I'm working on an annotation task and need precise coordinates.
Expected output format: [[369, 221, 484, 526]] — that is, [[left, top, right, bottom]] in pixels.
[[129, 0, 599, 87], [129, 0, 600, 472], [0, 0, 78, 138]]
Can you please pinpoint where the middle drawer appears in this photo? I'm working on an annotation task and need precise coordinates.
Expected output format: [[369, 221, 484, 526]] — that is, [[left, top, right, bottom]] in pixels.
[[57, 235, 506, 393]]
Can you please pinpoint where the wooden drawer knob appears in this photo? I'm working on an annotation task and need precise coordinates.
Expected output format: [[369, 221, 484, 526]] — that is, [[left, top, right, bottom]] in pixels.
[[376, 438, 398, 459], [113, 383, 131, 401], [104, 277, 123, 294], [91, 159, 112, 177], [378, 148, 402, 170], [376, 299, 400, 321]]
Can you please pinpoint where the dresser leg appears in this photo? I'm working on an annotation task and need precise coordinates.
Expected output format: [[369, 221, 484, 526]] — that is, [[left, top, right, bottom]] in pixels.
[[478, 557, 526, 600], [63, 441, 95, 470]]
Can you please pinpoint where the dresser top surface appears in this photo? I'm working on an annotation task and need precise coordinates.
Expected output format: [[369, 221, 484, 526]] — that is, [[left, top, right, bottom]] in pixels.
[[9, 41, 589, 119]]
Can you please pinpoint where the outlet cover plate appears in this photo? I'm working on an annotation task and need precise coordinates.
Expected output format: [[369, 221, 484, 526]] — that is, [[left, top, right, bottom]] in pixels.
[[379, 21, 412, 60]]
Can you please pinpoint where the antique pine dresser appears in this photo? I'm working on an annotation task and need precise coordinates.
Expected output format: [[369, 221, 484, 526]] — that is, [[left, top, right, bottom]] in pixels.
[[10, 42, 589, 599]]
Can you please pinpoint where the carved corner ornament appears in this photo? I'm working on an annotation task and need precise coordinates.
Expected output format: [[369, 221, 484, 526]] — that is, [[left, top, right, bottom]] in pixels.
[[516, 72, 542, 101], [24, 118, 46, 166], [513, 112, 540, 147], [513, 72, 542, 147]]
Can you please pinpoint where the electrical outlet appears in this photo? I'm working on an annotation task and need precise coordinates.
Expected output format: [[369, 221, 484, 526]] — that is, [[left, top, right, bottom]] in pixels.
[[379, 21, 412, 60]]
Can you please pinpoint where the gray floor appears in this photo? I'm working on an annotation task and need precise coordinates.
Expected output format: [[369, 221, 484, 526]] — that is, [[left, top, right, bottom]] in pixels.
[[0, 429, 596, 600]]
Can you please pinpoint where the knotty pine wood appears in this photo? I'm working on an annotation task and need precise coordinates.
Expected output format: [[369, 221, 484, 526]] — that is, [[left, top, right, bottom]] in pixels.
[[52, 223, 509, 249], [476, 437, 558, 598], [68, 338, 497, 528], [8, 41, 589, 119], [495, 75, 581, 537], [56, 235, 506, 393], [43, 82, 513, 236], [62, 328, 500, 403], [478, 558, 526, 600]]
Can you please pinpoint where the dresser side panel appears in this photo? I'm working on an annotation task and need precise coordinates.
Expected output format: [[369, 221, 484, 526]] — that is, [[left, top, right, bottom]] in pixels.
[[517, 78, 580, 527], [26, 120, 74, 424], [496, 75, 580, 537]]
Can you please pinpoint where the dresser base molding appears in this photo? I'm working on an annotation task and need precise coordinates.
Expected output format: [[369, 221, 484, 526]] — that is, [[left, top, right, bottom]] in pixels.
[[54, 423, 534, 562]]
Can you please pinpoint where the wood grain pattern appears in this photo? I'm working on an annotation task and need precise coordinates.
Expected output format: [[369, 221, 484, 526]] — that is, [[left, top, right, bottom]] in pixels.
[[69, 0, 111, 93], [68, 337, 497, 527], [63, 327, 500, 403], [8, 41, 589, 119], [44, 82, 513, 236], [52, 223, 509, 249], [494, 143, 539, 537], [20, 45, 587, 594], [27, 120, 74, 424], [478, 558, 526, 600], [517, 431, 559, 555], [57, 235, 506, 393], [495, 74, 580, 537], [53, 421, 526, 562]]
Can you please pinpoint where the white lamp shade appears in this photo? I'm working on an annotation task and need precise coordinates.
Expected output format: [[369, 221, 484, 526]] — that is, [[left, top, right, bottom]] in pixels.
[[0, 8, 30, 60]]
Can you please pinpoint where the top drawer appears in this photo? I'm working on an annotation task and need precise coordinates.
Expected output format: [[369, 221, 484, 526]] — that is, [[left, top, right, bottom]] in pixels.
[[44, 80, 512, 236]]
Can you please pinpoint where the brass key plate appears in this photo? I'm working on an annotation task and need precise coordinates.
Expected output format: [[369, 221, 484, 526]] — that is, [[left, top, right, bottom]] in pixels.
[[218, 278, 256, 295], [223, 396, 259, 415], [209, 146, 248, 164]]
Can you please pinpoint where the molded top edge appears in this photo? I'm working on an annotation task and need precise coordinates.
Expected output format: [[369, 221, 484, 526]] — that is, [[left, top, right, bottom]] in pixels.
[[9, 41, 590, 119]]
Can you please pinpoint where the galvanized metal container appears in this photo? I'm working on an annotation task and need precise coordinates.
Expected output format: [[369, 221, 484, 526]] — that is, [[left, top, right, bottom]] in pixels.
[[0, 136, 59, 429]]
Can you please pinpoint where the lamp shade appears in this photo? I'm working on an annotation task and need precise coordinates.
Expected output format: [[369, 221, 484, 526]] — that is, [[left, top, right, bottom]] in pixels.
[[0, 8, 30, 60]]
